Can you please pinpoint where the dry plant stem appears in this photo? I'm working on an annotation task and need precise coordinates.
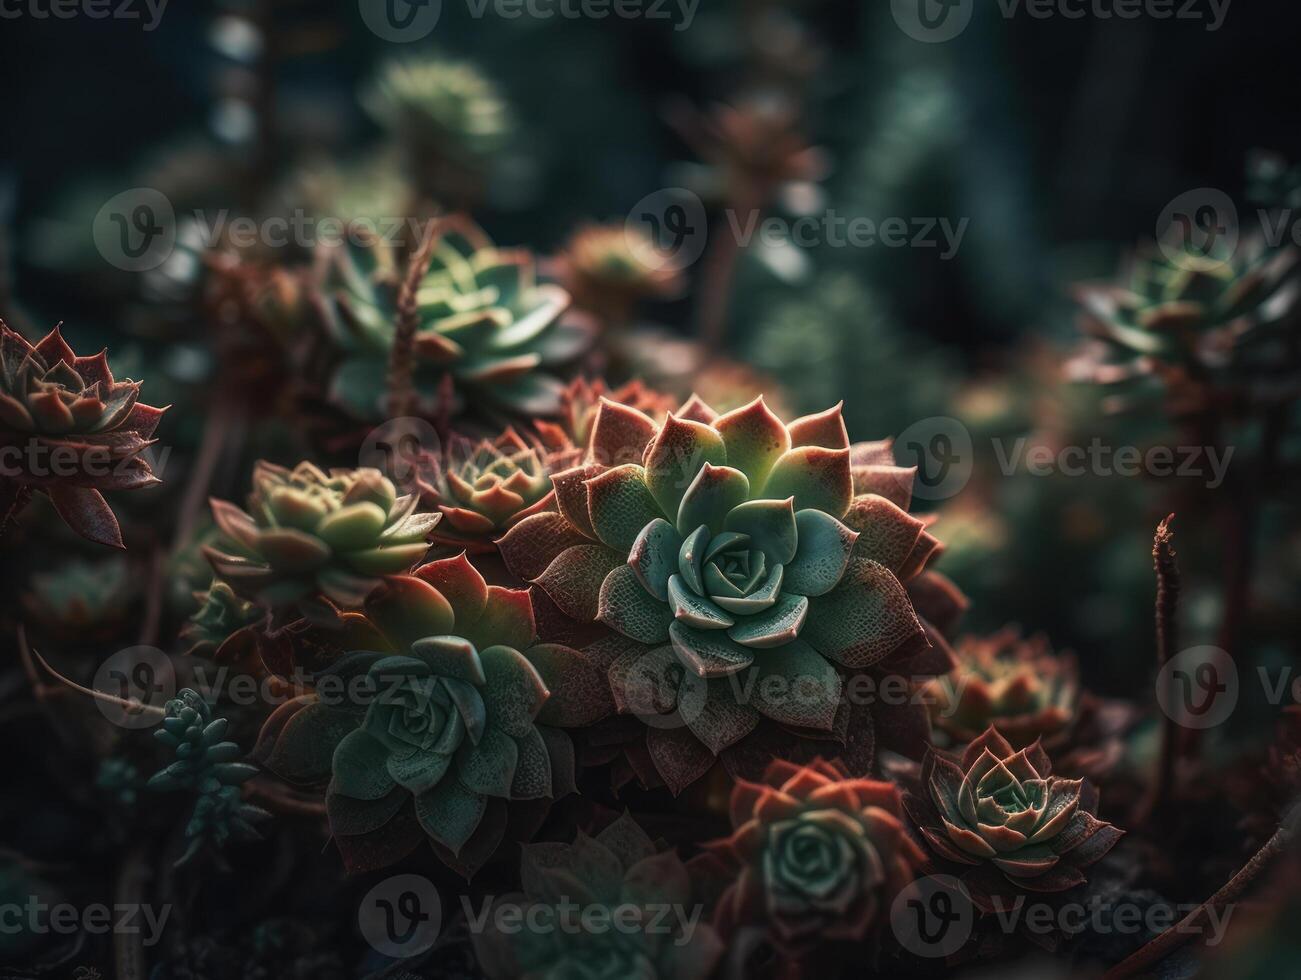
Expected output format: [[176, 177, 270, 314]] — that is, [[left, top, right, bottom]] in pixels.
[[1136, 514, 1181, 826], [0, 481, 31, 542], [1104, 823, 1293, 980], [174, 394, 242, 550], [138, 546, 165, 648], [21, 628, 166, 720], [114, 844, 152, 980], [696, 193, 760, 353], [387, 219, 443, 418]]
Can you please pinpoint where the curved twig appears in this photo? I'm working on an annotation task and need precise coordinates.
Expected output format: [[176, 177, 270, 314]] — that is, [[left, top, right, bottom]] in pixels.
[[20, 626, 166, 719]]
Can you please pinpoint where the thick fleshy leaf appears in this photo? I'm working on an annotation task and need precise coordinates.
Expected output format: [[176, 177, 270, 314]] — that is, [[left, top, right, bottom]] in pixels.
[[628, 518, 682, 601], [684, 677, 761, 754], [414, 553, 488, 628], [365, 576, 455, 649], [723, 498, 798, 566], [415, 778, 486, 854], [676, 464, 749, 536], [646, 726, 716, 795], [264, 701, 359, 784], [802, 560, 926, 669], [587, 399, 657, 466], [331, 729, 398, 801], [764, 447, 853, 519], [670, 621, 755, 677], [497, 511, 591, 582], [462, 586, 536, 652], [388, 749, 453, 795], [551, 464, 602, 539], [842, 494, 926, 574], [598, 564, 674, 644], [480, 645, 549, 737], [510, 726, 553, 799], [455, 726, 518, 797], [783, 509, 858, 597], [328, 787, 408, 837], [46, 485, 124, 549], [585, 464, 662, 552], [712, 396, 791, 491], [643, 415, 727, 521], [316, 502, 387, 550], [667, 574, 734, 629], [533, 543, 625, 622], [727, 593, 808, 649], [409, 636, 486, 685], [788, 403, 850, 450], [528, 644, 616, 727]]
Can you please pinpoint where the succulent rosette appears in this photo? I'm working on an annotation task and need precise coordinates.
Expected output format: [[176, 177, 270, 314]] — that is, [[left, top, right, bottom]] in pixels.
[[181, 580, 265, 657], [554, 223, 684, 327], [471, 812, 723, 980], [498, 396, 963, 793], [204, 461, 439, 612], [21, 556, 134, 639], [318, 219, 592, 419], [0, 322, 166, 547], [696, 757, 926, 960], [256, 554, 581, 874], [903, 727, 1123, 911], [414, 428, 555, 554], [534, 377, 675, 467]]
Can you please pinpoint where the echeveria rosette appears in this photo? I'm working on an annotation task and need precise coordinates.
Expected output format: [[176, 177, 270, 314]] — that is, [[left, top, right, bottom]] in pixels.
[[256, 554, 582, 875], [471, 812, 723, 980], [903, 727, 1124, 913], [0, 321, 166, 547], [181, 581, 264, 657], [534, 377, 675, 467], [204, 461, 439, 614], [319, 220, 593, 420], [414, 428, 555, 555], [696, 758, 926, 962], [499, 396, 959, 793]]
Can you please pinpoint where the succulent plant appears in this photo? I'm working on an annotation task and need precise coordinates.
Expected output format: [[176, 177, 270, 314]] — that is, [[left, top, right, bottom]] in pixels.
[[257, 554, 583, 874], [21, 555, 134, 637], [363, 55, 512, 204], [149, 689, 270, 868], [498, 397, 960, 793], [903, 727, 1123, 910], [923, 629, 1080, 748], [533, 378, 676, 464], [554, 223, 684, 327], [471, 812, 723, 980], [0, 321, 166, 547], [204, 461, 439, 612], [182, 580, 265, 656], [97, 756, 142, 808], [414, 428, 555, 554], [698, 757, 926, 959], [318, 218, 591, 419]]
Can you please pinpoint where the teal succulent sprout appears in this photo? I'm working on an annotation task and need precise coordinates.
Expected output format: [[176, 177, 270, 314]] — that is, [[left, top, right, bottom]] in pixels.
[[498, 396, 960, 793], [148, 689, 270, 868], [318, 219, 592, 419], [181, 580, 264, 656], [257, 554, 582, 874], [471, 813, 723, 980]]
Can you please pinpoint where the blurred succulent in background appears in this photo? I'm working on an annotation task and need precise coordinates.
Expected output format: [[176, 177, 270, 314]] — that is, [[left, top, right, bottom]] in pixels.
[[317, 219, 591, 419], [471, 813, 723, 979], [204, 462, 438, 613], [697, 758, 925, 962], [364, 55, 513, 207], [553, 223, 684, 328], [903, 727, 1123, 911], [533, 377, 675, 464], [21, 555, 134, 639], [97, 757, 142, 808], [1247, 150, 1301, 211], [182, 580, 265, 656], [414, 428, 555, 554], [149, 689, 270, 869], [257, 554, 582, 874], [0, 322, 166, 547]]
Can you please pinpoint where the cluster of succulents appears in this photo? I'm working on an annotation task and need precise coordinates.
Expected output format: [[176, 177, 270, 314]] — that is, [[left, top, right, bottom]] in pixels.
[[533, 376, 675, 463], [553, 223, 685, 327]]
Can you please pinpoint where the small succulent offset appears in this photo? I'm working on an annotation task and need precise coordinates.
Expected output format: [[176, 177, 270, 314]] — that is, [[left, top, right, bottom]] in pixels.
[[204, 461, 439, 612], [903, 727, 1123, 911], [699, 758, 926, 960], [0, 322, 166, 547], [554, 223, 684, 327], [533, 377, 675, 466], [182, 580, 265, 657], [471, 813, 723, 980], [414, 428, 554, 554], [257, 554, 579, 874], [923, 629, 1080, 748], [319, 218, 591, 419], [499, 396, 956, 793], [148, 690, 270, 868], [21, 556, 134, 638]]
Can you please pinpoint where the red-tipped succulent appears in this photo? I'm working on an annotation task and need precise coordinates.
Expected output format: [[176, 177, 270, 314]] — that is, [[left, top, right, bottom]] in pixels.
[[533, 377, 675, 466], [903, 727, 1124, 911], [699, 758, 926, 960], [0, 321, 165, 547]]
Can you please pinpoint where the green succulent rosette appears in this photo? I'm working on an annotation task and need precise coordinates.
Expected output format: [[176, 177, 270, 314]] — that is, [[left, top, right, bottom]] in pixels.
[[471, 813, 723, 980], [499, 396, 959, 793], [181, 580, 265, 656], [204, 461, 439, 612], [21, 555, 134, 637], [318, 219, 592, 419], [256, 554, 581, 874]]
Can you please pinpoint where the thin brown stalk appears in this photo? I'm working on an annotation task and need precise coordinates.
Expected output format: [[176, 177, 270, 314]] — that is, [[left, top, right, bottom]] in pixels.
[[114, 844, 152, 980], [1136, 514, 1181, 825], [387, 218, 443, 418], [21, 627, 165, 720]]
